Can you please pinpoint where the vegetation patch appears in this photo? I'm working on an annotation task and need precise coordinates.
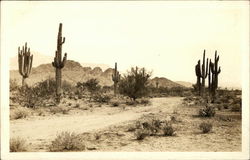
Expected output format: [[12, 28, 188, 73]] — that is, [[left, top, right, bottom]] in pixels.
[[199, 122, 213, 133], [199, 105, 216, 117], [10, 137, 28, 152], [132, 117, 176, 140], [10, 108, 30, 120], [49, 131, 85, 152]]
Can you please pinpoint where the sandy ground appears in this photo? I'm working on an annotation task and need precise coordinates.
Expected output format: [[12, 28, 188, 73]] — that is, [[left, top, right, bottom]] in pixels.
[[10, 97, 241, 152], [10, 97, 181, 151]]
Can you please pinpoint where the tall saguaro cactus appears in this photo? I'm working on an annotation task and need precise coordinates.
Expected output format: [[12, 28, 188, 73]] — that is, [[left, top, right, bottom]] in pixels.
[[18, 42, 33, 86], [195, 50, 209, 96], [112, 62, 120, 96], [52, 23, 67, 103], [210, 50, 221, 100]]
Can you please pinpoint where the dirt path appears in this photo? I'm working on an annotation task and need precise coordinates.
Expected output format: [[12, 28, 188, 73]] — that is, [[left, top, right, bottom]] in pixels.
[[10, 97, 182, 151]]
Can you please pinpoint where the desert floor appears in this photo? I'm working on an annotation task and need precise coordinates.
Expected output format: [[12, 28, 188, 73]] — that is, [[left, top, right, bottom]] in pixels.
[[10, 97, 241, 152]]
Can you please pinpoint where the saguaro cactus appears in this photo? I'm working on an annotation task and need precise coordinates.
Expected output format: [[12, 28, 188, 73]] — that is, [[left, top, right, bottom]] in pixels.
[[195, 60, 202, 95], [52, 23, 67, 103], [210, 50, 221, 100], [195, 50, 209, 96], [112, 62, 120, 96], [200, 50, 209, 95], [18, 42, 33, 86], [208, 59, 212, 91]]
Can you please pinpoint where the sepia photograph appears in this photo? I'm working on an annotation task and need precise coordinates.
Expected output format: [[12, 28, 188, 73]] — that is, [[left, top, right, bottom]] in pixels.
[[1, 1, 249, 160]]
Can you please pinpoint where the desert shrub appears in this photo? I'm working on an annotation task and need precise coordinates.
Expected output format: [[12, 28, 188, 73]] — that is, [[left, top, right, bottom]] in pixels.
[[231, 104, 241, 112], [102, 85, 112, 93], [83, 78, 101, 94], [10, 79, 19, 91], [199, 105, 216, 117], [223, 103, 229, 109], [49, 131, 85, 152], [138, 98, 151, 106], [149, 86, 190, 97], [126, 100, 137, 106], [74, 103, 80, 108], [118, 67, 151, 101], [10, 137, 27, 152], [162, 122, 175, 136], [10, 108, 29, 120], [134, 129, 149, 140], [111, 101, 120, 107], [61, 80, 74, 93], [93, 94, 111, 103], [16, 79, 57, 108], [199, 122, 213, 133], [133, 117, 175, 140], [49, 106, 70, 114], [171, 115, 177, 122]]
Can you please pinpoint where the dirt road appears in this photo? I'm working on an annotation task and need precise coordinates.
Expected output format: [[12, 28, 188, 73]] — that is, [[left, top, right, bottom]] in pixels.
[[10, 97, 182, 151]]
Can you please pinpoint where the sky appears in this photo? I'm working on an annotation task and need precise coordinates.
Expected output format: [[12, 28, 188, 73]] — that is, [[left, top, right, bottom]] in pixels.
[[1, 1, 249, 88]]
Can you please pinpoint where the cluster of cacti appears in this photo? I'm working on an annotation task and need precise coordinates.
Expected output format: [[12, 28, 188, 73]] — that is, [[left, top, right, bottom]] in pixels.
[[195, 50, 208, 96], [52, 23, 67, 103], [195, 50, 221, 100], [18, 42, 33, 86], [112, 62, 120, 96]]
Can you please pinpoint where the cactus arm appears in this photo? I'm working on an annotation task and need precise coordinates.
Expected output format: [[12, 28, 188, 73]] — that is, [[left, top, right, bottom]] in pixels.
[[218, 67, 221, 74], [61, 53, 67, 68], [27, 55, 33, 76], [61, 37, 65, 44]]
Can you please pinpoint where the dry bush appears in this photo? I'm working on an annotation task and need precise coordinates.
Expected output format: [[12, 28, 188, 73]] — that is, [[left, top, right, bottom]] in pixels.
[[138, 98, 151, 106], [199, 105, 216, 117], [134, 129, 149, 140], [125, 100, 137, 106], [10, 137, 27, 152], [74, 103, 80, 108], [10, 108, 30, 120], [93, 94, 111, 103], [162, 122, 175, 136], [49, 131, 85, 152], [111, 101, 120, 107], [10, 79, 19, 92], [49, 106, 70, 114], [133, 117, 176, 140], [199, 122, 213, 133], [231, 104, 241, 112]]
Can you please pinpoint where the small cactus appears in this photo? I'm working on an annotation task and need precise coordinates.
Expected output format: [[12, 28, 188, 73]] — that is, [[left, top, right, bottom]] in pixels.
[[112, 62, 120, 96], [18, 42, 33, 86], [52, 23, 67, 103]]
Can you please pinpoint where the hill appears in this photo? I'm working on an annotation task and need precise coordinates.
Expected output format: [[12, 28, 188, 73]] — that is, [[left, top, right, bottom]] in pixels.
[[149, 77, 184, 88], [10, 60, 184, 88], [175, 81, 193, 88]]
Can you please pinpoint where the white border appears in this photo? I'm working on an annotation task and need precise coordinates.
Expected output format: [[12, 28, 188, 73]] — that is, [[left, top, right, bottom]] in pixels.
[[1, 1, 249, 160]]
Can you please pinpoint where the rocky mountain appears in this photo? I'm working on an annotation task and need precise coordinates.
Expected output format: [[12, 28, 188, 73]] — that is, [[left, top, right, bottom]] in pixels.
[[10, 60, 115, 86], [149, 77, 183, 88], [10, 60, 184, 88], [175, 81, 193, 88]]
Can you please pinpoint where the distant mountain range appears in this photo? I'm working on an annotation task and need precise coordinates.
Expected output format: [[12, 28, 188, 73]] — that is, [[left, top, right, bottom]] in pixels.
[[10, 60, 187, 88]]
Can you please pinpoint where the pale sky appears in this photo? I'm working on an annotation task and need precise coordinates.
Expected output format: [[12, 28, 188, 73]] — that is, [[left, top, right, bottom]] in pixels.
[[1, 1, 249, 88]]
